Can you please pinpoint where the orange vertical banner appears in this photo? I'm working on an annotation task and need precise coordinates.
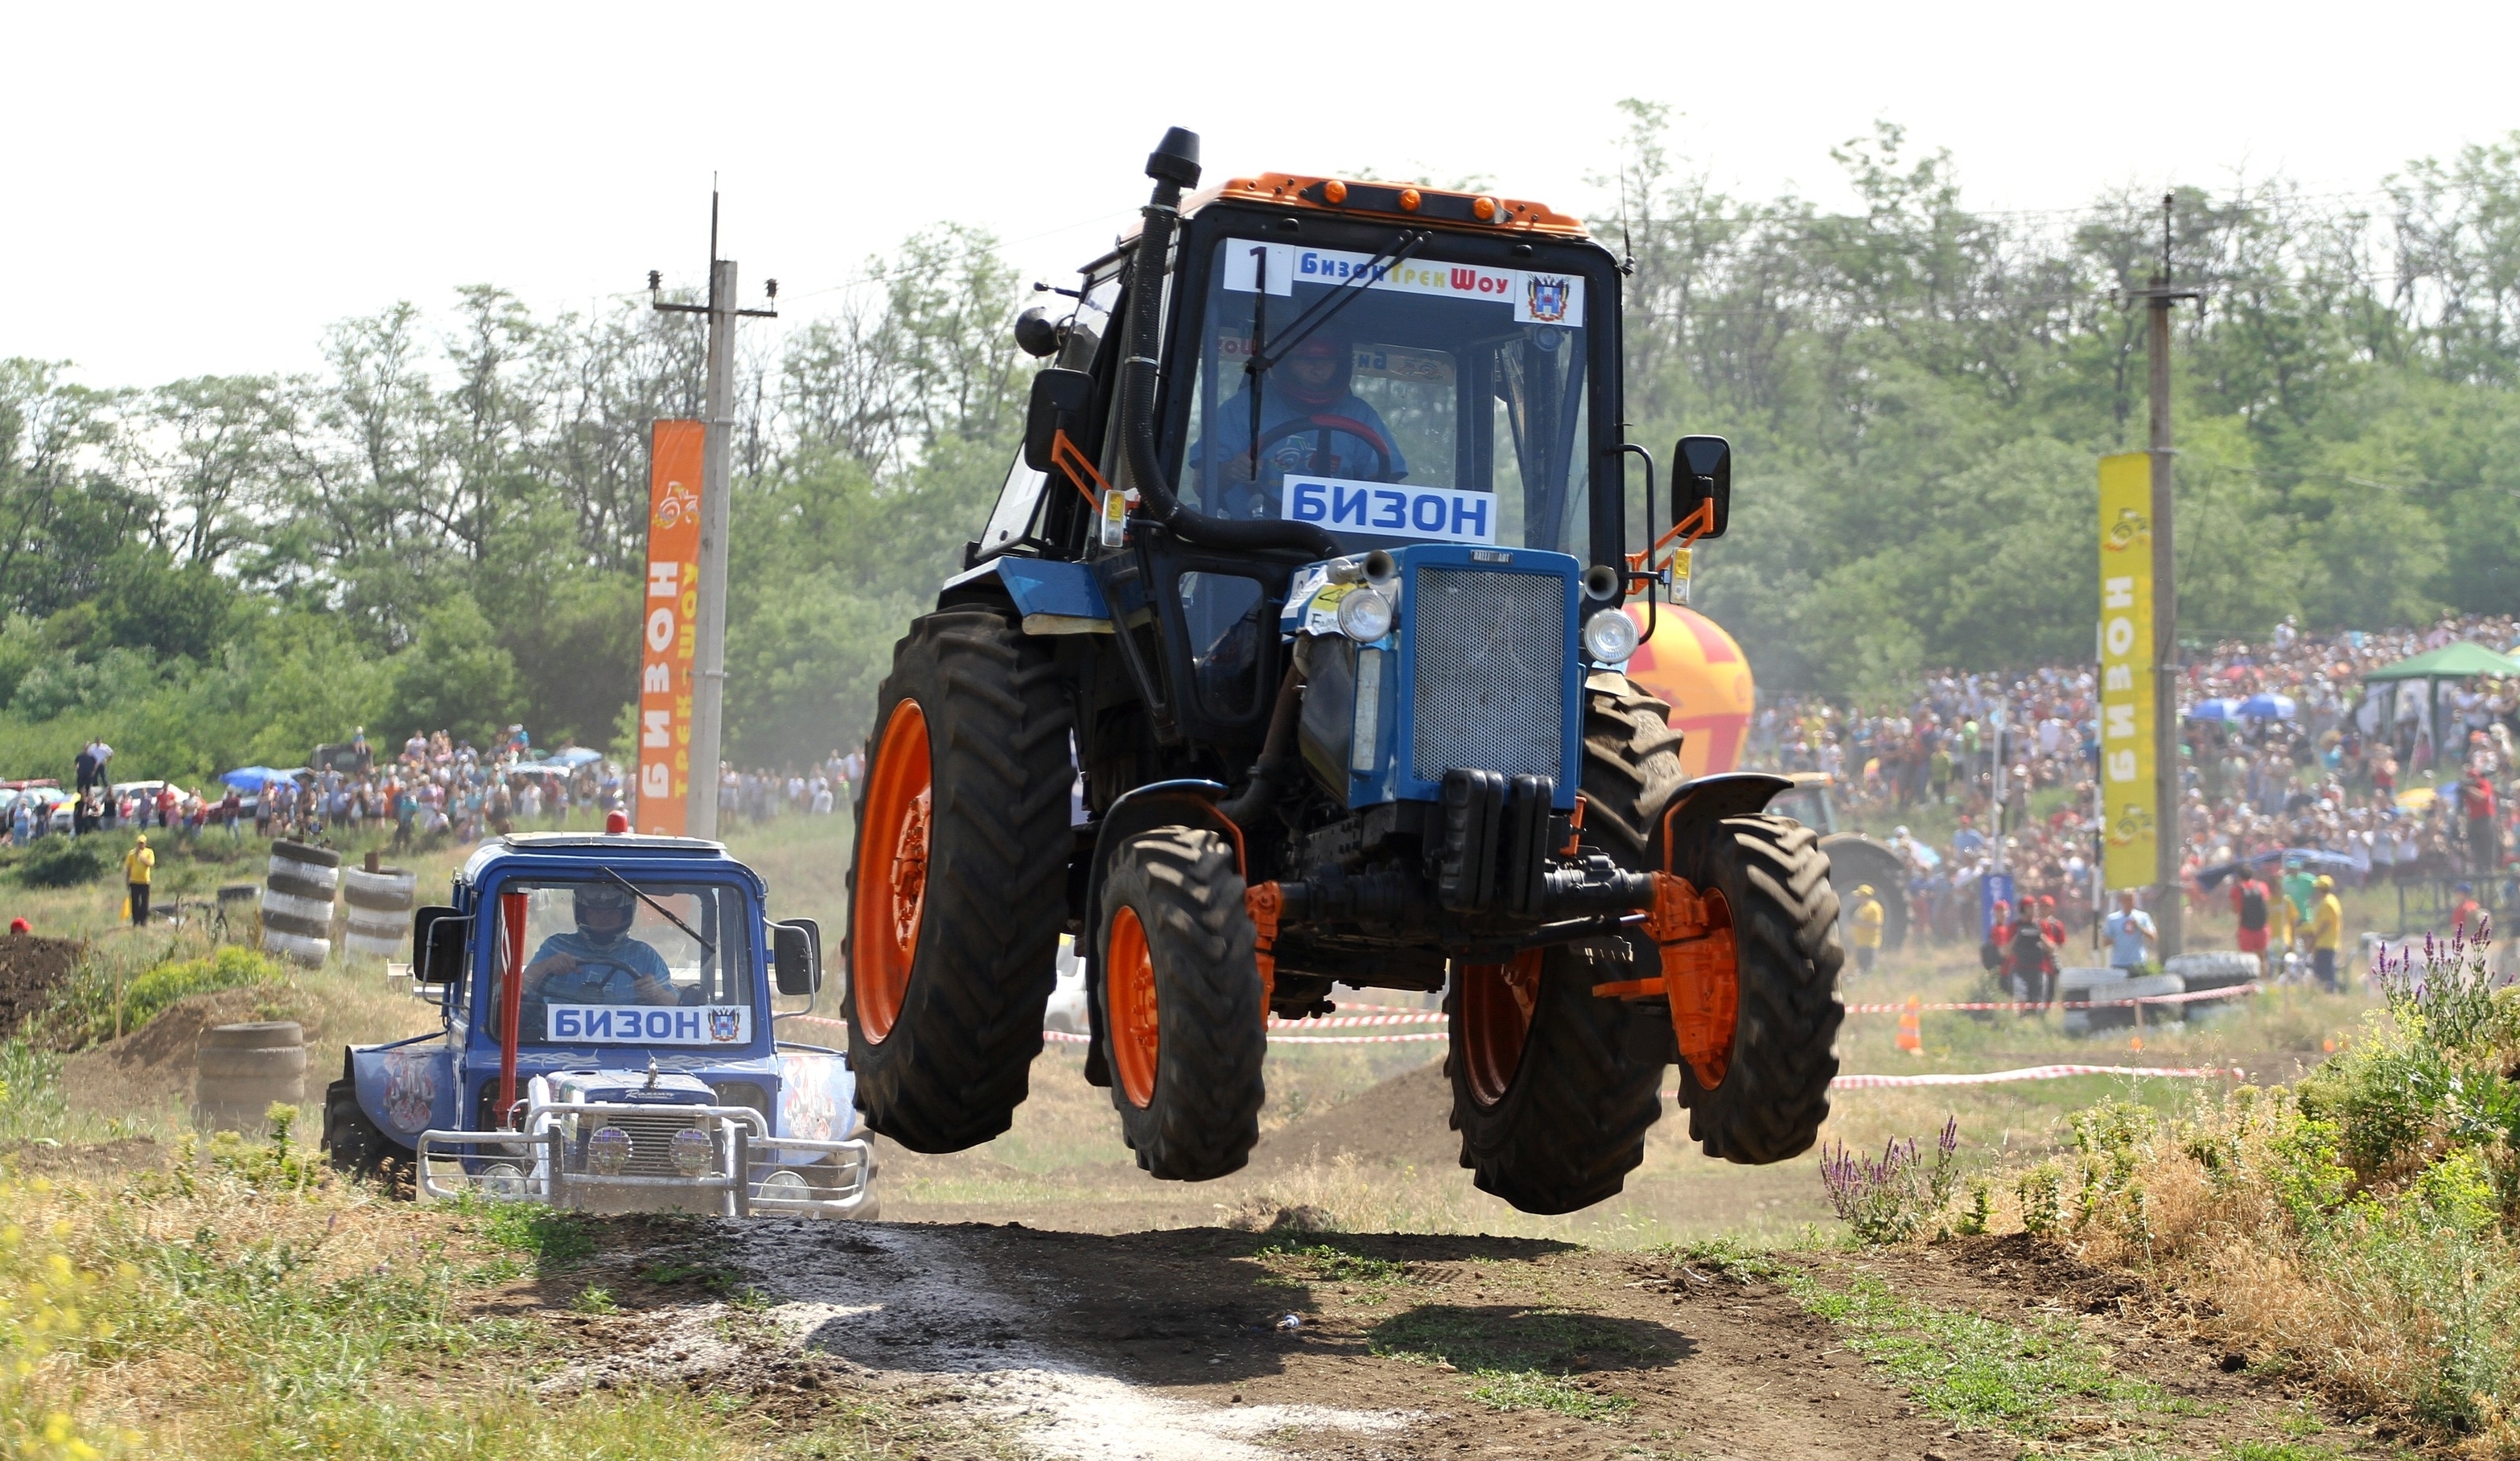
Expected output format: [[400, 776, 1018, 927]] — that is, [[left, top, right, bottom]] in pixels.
[[637, 421, 706, 835]]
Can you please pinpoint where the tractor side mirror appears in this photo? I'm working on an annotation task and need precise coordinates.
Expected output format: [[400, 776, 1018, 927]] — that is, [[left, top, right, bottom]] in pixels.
[[772, 918, 823, 998], [414, 907, 465, 1002], [1670, 434, 1731, 541], [1023, 368, 1094, 471]]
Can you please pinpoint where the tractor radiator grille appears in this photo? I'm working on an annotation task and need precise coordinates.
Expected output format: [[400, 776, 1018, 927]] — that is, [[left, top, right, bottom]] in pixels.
[[584, 1110, 707, 1176], [1410, 569, 1565, 784]]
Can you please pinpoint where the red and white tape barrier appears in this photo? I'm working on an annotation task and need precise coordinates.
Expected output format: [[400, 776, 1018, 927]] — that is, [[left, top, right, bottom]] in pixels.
[[1843, 982, 2262, 1014], [1826, 1064, 2242, 1089]]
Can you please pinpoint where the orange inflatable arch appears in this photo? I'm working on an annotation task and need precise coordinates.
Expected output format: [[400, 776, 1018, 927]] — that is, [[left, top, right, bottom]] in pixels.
[[1619, 604, 1754, 780]]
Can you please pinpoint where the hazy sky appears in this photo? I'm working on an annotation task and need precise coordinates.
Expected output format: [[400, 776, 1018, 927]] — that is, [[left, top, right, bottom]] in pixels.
[[9, 0, 2517, 387]]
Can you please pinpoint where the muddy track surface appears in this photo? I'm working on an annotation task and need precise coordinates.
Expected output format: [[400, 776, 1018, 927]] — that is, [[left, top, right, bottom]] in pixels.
[[529, 1219, 2378, 1461]]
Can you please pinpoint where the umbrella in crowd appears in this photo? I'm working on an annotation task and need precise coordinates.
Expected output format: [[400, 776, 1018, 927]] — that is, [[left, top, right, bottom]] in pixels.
[[219, 767, 294, 791], [2236, 692, 2297, 720], [2184, 698, 2243, 721]]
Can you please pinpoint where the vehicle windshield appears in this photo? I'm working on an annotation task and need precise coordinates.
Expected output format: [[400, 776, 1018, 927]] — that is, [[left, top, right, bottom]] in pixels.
[[1181, 235, 1593, 554], [480, 879, 756, 1047]]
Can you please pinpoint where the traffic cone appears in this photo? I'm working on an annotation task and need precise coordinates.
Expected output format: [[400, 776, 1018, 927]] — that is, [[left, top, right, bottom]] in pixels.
[[1896, 995, 1923, 1056]]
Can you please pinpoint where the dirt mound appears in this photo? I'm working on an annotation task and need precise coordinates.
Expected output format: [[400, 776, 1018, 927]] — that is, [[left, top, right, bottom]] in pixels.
[[62, 987, 282, 1117], [1246, 1059, 1456, 1173], [0, 935, 83, 1036]]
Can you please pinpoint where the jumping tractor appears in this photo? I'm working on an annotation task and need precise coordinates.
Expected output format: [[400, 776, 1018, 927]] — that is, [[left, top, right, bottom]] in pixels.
[[844, 128, 1845, 1214]]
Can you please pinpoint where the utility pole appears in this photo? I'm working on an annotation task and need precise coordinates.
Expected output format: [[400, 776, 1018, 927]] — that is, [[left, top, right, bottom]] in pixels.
[[653, 189, 776, 840], [2131, 193, 2200, 955]]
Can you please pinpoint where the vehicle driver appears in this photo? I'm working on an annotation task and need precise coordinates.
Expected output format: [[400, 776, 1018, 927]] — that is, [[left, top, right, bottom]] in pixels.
[[520, 883, 679, 1031], [1202, 333, 1407, 519]]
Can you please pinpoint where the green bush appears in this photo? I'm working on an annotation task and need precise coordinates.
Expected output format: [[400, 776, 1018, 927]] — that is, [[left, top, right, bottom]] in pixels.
[[14, 835, 111, 887], [123, 946, 282, 1027]]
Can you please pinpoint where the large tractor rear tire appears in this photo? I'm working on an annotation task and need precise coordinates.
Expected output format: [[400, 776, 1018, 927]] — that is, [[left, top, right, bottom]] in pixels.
[[846, 609, 1073, 1153], [1444, 672, 1677, 1214], [1096, 827, 1267, 1181], [1670, 815, 1844, 1163]]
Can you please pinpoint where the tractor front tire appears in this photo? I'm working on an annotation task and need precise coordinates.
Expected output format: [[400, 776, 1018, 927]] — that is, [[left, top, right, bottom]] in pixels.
[[323, 1076, 414, 1189], [1097, 827, 1267, 1181], [1670, 815, 1844, 1163], [1443, 671, 1678, 1215], [846, 609, 1073, 1153], [1446, 947, 1669, 1215]]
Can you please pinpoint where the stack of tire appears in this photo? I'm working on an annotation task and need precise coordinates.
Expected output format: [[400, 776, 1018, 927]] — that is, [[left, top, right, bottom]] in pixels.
[[2164, 951, 2262, 1008], [2058, 965, 2186, 1034], [195, 1020, 306, 1135], [260, 841, 339, 967], [341, 862, 418, 961]]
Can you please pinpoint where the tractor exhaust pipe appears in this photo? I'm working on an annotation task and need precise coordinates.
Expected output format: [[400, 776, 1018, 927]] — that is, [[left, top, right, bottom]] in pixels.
[[1119, 128, 1341, 558]]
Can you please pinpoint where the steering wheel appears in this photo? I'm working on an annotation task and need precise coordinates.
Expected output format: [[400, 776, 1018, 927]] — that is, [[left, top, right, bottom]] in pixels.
[[1246, 414, 1398, 484], [568, 958, 680, 1005]]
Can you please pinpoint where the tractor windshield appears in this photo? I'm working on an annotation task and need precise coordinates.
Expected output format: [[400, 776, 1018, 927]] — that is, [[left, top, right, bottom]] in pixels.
[[1181, 235, 1593, 554], [480, 879, 757, 1047]]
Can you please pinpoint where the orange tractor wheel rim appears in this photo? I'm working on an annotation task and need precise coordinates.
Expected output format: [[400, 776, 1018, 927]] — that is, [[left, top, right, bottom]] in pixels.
[[851, 698, 931, 1042], [1458, 949, 1543, 1107], [1106, 905, 1159, 1109]]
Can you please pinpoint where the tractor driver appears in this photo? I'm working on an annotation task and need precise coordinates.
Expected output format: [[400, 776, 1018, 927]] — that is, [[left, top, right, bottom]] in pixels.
[[519, 883, 680, 1031], [1201, 332, 1407, 521]]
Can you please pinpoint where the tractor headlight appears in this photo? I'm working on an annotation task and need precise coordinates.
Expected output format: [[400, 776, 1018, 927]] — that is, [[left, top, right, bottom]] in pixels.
[[1583, 607, 1640, 664], [587, 1126, 633, 1175], [1337, 588, 1394, 643], [758, 1169, 812, 1204], [479, 1162, 526, 1198], [669, 1127, 715, 1176]]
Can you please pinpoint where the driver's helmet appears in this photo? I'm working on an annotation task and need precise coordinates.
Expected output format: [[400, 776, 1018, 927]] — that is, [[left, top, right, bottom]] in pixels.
[[1282, 333, 1353, 406], [574, 883, 637, 949]]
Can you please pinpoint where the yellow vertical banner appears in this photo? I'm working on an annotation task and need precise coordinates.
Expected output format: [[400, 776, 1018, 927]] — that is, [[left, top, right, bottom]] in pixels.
[[636, 421, 706, 836], [2097, 453, 2156, 890]]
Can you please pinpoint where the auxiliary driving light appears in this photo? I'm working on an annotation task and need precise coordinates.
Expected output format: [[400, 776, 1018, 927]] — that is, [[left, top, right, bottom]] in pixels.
[[1583, 607, 1640, 664], [1337, 588, 1395, 643], [758, 1170, 811, 1204], [669, 1127, 714, 1176], [587, 1126, 633, 1175], [479, 1162, 526, 1198]]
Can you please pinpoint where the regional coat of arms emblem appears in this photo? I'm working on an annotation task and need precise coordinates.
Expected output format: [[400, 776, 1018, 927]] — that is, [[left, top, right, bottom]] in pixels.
[[1525, 275, 1571, 323], [708, 1006, 743, 1042]]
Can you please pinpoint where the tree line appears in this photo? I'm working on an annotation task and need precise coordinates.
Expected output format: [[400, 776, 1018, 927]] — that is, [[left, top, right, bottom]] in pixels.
[[3, 109, 2517, 782], [1609, 105, 2520, 698]]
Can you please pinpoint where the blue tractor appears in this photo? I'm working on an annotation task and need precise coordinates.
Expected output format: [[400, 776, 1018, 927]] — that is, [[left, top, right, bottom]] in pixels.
[[323, 833, 876, 1217], [843, 130, 1844, 1215]]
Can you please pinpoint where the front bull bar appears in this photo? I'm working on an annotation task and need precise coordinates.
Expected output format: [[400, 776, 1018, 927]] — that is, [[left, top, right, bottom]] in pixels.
[[415, 1099, 875, 1218]]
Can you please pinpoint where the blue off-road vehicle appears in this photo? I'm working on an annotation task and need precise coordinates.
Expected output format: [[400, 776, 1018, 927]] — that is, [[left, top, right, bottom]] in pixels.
[[842, 129, 1845, 1216], [323, 833, 876, 1217]]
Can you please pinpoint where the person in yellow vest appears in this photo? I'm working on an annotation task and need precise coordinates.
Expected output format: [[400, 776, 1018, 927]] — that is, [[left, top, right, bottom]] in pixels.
[[1849, 883, 1885, 975], [2266, 878, 2300, 974], [122, 833, 154, 926], [2309, 874, 2345, 993]]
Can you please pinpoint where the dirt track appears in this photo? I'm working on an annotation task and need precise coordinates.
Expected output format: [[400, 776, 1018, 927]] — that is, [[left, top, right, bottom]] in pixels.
[[521, 1216, 2374, 1461]]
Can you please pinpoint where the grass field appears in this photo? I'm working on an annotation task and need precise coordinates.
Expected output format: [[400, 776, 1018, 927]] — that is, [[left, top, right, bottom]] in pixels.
[[8, 809, 2501, 1458]]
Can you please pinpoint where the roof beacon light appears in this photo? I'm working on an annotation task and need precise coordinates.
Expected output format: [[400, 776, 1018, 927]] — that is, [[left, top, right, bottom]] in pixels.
[[1322, 179, 1348, 204], [1398, 187, 1422, 212], [1472, 196, 1499, 221]]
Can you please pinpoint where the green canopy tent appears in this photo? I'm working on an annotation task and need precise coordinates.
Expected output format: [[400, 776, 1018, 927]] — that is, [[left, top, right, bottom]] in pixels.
[[2362, 641, 2520, 681], [2357, 640, 2520, 771]]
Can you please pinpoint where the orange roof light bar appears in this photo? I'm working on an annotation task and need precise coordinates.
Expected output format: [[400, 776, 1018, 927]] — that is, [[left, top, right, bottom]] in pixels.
[[1199, 173, 1588, 237]]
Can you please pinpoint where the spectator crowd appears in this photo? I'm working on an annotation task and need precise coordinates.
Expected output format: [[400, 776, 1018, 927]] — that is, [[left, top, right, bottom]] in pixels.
[[1748, 612, 2520, 973]]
